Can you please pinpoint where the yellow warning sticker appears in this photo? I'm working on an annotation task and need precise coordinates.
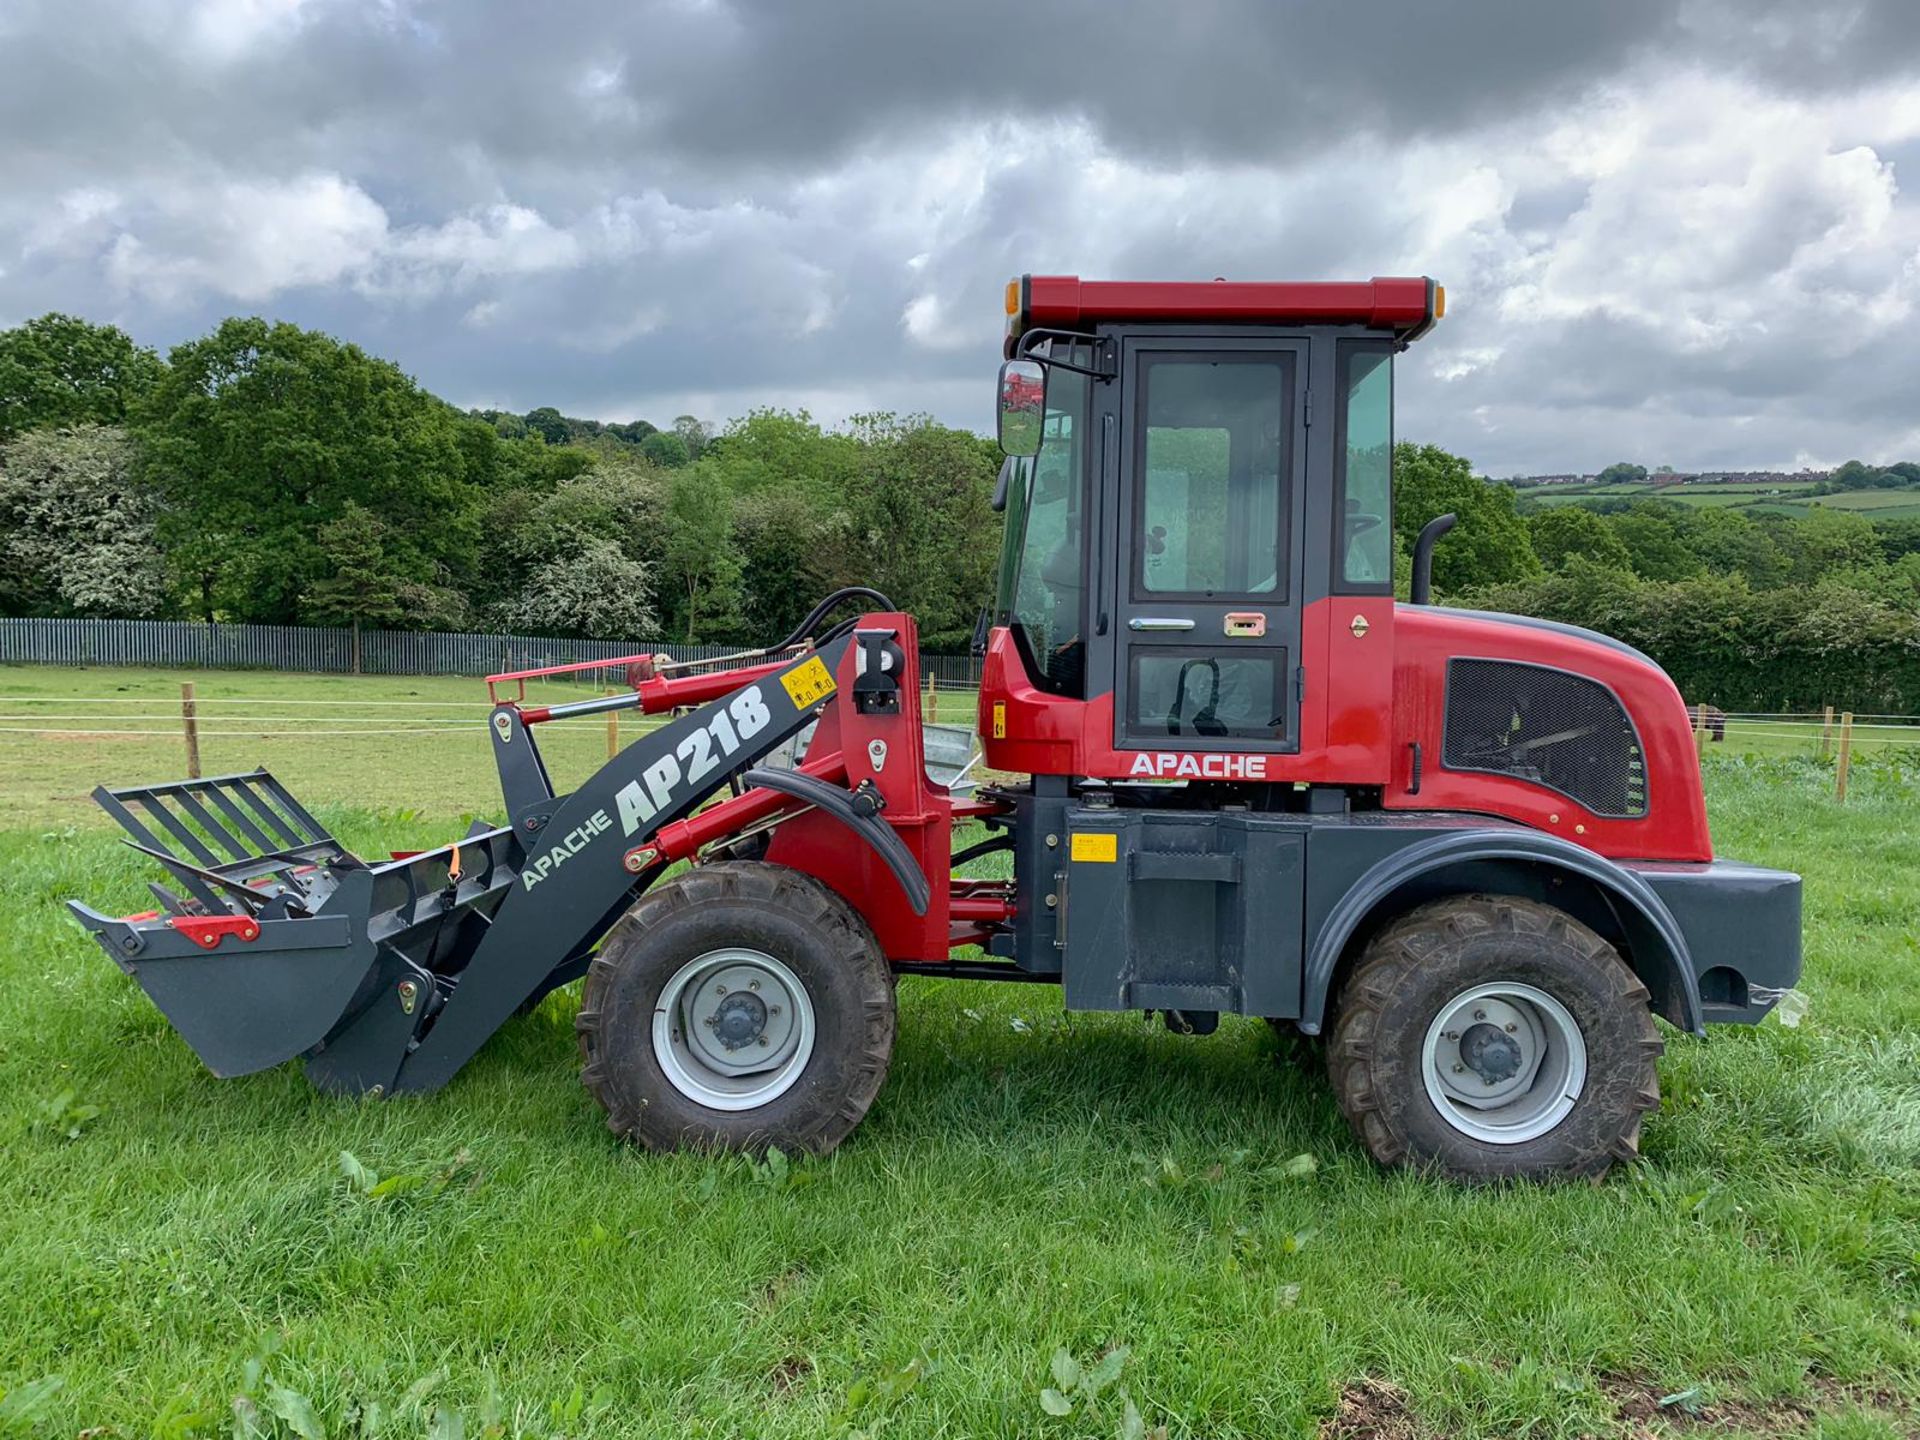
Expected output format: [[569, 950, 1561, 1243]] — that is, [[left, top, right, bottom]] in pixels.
[[992, 701, 1007, 739], [780, 654, 837, 709], [1071, 832, 1117, 864]]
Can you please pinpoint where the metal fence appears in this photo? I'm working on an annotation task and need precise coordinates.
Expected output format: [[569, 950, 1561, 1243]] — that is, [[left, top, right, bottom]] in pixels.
[[0, 617, 985, 685]]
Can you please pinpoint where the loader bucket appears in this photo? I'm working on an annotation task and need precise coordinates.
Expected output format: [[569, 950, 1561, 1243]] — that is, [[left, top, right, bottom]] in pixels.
[[68, 770, 517, 1090]]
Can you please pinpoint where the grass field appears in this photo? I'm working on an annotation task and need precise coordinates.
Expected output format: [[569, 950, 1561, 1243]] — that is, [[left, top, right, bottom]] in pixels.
[[1512, 481, 1920, 521], [3, 667, 1918, 1437]]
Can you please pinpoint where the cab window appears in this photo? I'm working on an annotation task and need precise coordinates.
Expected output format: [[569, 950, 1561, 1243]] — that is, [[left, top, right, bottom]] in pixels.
[[996, 359, 1089, 696], [1134, 356, 1290, 597], [1336, 345, 1393, 593]]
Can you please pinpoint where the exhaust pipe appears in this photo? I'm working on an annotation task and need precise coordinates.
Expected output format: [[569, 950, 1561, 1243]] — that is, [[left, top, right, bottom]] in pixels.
[[1410, 512, 1456, 605]]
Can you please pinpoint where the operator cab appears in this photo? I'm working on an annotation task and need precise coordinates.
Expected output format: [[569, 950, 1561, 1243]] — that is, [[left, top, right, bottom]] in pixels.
[[989, 274, 1436, 779]]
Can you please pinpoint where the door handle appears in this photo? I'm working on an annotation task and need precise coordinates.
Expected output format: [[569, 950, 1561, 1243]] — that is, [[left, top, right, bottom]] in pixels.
[[1128, 617, 1195, 632]]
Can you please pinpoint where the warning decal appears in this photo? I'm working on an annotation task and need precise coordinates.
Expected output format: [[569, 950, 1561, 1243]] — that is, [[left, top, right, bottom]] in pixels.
[[780, 654, 837, 709], [1070, 832, 1118, 864]]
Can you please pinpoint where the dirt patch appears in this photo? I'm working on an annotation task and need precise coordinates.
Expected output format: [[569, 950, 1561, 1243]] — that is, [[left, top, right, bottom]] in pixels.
[[756, 1264, 807, 1310], [1322, 1379, 1427, 1440], [768, 1354, 810, 1397], [1600, 1373, 1910, 1436]]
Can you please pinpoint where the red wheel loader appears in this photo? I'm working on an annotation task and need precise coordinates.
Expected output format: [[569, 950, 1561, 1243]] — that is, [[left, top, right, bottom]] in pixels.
[[70, 275, 1801, 1180]]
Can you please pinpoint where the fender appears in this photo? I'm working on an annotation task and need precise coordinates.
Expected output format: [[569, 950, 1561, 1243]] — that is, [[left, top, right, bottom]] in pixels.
[[740, 767, 932, 916], [1300, 827, 1703, 1037]]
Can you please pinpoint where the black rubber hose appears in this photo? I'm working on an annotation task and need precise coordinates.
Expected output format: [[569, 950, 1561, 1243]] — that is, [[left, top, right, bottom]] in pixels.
[[775, 586, 898, 650]]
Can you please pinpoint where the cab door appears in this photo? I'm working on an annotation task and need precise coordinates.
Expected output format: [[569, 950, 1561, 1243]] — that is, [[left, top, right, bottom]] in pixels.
[[1112, 338, 1308, 755]]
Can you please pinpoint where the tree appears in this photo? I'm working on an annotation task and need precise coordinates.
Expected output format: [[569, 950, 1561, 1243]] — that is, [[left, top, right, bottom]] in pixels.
[[640, 430, 691, 468], [305, 504, 405, 673], [1828, 459, 1889, 490], [1392, 442, 1540, 594], [1784, 505, 1881, 582], [524, 406, 572, 446], [1674, 507, 1786, 587], [0, 314, 165, 441], [1529, 506, 1633, 574], [672, 414, 713, 461], [137, 317, 484, 622], [661, 464, 742, 640], [499, 539, 658, 640], [606, 418, 659, 444], [0, 425, 165, 616], [1595, 461, 1647, 487], [1606, 504, 1700, 582]]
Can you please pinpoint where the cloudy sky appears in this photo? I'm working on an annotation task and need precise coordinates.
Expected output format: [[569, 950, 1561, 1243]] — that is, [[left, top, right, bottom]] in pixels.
[[3, 0, 1919, 475]]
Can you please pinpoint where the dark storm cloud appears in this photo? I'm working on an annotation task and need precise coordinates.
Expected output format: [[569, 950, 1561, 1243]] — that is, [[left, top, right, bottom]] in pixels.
[[2, 0, 1919, 471]]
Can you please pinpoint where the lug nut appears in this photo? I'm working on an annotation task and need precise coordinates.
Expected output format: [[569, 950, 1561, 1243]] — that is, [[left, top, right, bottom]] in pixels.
[[1452, 1063, 1465, 1074], [715, 984, 727, 995], [1444, 1030, 1460, 1041], [704, 1016, 717, 1027], [770, 1005, 781, 1016], [749, 980, 760, 992], [1473, 1009, 1487, 1021], [758, 1036, 770, 1047], [1505, 1022, 1517, 1033]]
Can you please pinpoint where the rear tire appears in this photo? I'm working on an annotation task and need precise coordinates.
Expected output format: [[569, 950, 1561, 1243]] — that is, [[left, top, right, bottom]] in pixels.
[[577, 861, 895, 1155], [1327, 894, 1662, 1181]]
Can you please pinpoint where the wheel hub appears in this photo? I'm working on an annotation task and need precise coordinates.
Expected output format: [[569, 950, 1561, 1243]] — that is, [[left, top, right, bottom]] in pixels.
[[1458, 1021, 1523, 1083], [1420, 982, 1588, 1145], [653, 949, 816, 1112], [711, 991, 768, 1049]]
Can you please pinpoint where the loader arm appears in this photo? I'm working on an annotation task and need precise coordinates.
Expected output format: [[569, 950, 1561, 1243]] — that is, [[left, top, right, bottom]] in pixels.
[[390, 636, 858, 1092]]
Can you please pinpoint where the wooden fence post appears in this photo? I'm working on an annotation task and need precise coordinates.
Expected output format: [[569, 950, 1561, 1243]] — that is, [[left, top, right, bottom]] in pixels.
[[606, 689, 620, 761], [1820, 704, 1835, 761], [924, 670, 938, 723], [1835, 711, 1854, 802], [1692, 703, 1707, 754], [180, 682, 202, 780]]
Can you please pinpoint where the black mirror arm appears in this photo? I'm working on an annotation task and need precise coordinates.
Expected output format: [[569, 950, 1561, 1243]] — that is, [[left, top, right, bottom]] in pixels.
[[1013, 329, 1118, 381]]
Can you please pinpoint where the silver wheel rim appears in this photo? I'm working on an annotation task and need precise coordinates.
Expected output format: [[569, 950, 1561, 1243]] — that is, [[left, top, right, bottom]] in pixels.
[[652, 948, 816, 1111], [1420, 981, 1587, 1145]]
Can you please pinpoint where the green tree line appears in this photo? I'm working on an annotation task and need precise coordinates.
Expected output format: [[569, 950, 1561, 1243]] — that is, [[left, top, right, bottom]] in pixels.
[[7, 310, 1919, 710], [0, 314, 1001, 652], [1393, 443, 1920, 711]]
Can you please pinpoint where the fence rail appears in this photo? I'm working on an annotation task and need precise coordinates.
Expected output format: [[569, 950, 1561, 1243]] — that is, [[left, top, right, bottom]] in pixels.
[[0, 618, 985, 685]]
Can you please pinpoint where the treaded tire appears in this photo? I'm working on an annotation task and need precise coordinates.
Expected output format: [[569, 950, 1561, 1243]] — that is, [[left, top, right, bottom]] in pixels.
[[1327, 893, 1663, 1181], [576, 861, 895, 1155]]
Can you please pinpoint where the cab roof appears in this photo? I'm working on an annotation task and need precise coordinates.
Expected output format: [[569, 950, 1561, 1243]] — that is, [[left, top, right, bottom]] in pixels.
[[1005, 274, 1443, 352]]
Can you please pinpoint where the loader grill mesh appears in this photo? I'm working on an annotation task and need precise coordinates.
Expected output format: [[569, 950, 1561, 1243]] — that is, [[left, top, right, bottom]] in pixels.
[[1442, 660, 1647, 818]]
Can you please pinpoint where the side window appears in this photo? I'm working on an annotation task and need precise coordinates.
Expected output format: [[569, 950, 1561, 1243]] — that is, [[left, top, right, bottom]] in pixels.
[[1336, 345, 1393, 593], [1136, 357, 1289, 597], [1004, 364, 1090, 696]]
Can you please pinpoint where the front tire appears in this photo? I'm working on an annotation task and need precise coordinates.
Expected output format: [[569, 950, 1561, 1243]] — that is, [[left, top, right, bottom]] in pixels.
[[576, 861, 896, 1155], [1328, 894, 1662, 1181]]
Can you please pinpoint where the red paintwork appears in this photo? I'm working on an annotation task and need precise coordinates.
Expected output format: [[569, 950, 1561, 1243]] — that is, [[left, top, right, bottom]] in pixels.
[[495, 651, 794, 712], [1384, 607, 1711, 862], [975, 598, 1713, 864], [1018, 275, 1433, 336], [979, 595, 1398, 786], [653, 754, 849, 865], [167, 913, 261, 949], [762, 613, 1009, 963]]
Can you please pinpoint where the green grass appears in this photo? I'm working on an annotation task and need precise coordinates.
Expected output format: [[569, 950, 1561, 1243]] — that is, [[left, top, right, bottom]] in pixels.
[[2, 667, 1917, 1437], [1519, 483, 1920, 520]]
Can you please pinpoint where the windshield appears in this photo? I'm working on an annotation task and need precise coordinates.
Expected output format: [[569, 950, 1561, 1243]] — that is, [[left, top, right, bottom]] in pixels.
[[994, 355, 1090, 697]]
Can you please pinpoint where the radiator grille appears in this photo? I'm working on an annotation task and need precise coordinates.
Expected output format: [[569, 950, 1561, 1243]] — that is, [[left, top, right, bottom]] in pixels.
[[1442, 659, 1647, 818]]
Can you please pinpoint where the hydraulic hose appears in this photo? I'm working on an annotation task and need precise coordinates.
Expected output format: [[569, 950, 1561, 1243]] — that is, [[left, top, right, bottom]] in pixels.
[[774, 586, 897, 650]]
